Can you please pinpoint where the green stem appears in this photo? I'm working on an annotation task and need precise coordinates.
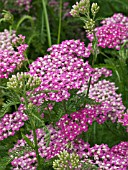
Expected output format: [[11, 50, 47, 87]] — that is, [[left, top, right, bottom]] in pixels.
[[86, 76, 92, 98], [57, 0, 62, 44], [24, 52, 30, 66], [0, 18, 5, 23], [16, 15, 34, 31], [9, 25, 12, 34], [83, 76, 92, 107], [32, 121, 41, 170], [47, 104, 52, 121], [23, 100, 41, 169], [0, 86, 8, 89], [41, 10, 45, 44], [84, 33, 97, 107], [100, 51, 110, 58], [104, 122, 119, 137], [62, 100, 67, 113], [93, 122, 96, 143], [42, 0, 52, 47]]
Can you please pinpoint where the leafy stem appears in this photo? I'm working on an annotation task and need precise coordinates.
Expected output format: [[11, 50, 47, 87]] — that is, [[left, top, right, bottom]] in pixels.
[[104, 122, 120, 137], [42, 0, 52, 47], [23, 92, 42, 169], [16, 15, 34, 31], [57, 0, 63, 44], [30, 118, 41, 170], [84, 32, 98, 106], [62, 100, 67, 113]]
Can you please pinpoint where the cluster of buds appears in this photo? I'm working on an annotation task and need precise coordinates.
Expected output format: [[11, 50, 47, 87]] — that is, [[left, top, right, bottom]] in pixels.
[[91, 3, 100, 18], [83, 19, 95, 33], [70, 0, 100, 33], [7, 72, 41, 93], [1, 10, 14, 24], [70, 0, 90, 17], [53, 150, 82, 170]]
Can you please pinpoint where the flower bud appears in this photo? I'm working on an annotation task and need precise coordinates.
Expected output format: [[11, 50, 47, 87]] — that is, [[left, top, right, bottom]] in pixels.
[[53, 150, 82, 169], [3, 10, 14, 24], [91, 3, 99, 16], [84, 19, 95, 33], [7, 72, 41, 93]]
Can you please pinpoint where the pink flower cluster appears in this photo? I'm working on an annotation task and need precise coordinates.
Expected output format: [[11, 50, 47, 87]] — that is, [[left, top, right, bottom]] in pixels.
[[87, 13, 128, 50], [11, 151, 37, 170], [29, 39, 92, 104], [0, 104, 28, 140], [91, 68, 112, 83], [78, 67, 112, 92], [78, 68, 125, 122], [118, 110, 128, 132], [88, 80, 125, 122], [0, 29, 28, 78], [16, 0, 32, 11], [86, 142, 128, 169], [9, 126, 89, 169], [57, 104, 111, 141], [9, 124, 128, 169], [38, 126, 71, 159], [47, 39, 91, 58], [101, 13, 128, 26]]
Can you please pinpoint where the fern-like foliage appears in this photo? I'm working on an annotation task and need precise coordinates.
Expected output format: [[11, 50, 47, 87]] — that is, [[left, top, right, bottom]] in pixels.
[[9, 145, 33, 159], [0, 100, 20, 118], [0, 90, 20, 118]]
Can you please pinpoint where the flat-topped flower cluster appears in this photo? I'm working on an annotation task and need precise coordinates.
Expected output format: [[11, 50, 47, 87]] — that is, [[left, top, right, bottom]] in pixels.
[[0, 104, 28, 140], [9, 125, 128, 169], [29, 39, 92, 104], [87, 13, 128, 50], [0, 29, 28, 78]]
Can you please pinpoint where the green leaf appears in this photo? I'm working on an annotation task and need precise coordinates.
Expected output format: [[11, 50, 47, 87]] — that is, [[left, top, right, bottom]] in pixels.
[[16, 15, 34, 31], [21, 133, 35, 149], [0, 100, 20, 118], [95, 17, 105, 21], [0, 156, 13, 170]]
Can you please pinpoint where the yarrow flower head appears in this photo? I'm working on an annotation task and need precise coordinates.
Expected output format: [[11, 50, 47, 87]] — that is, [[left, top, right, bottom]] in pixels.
[[118, 110, 128, 132], [86, 142, 128, 169], [0, 104, 28, 141], [9, 125, 90, 169], [57, 104, 111, 141], [0, 29, 28, 78], [79, 78, 125, 122], [11, 151, 37, 170], [9, 125, 128, 170], [29, 39, 92, 104], [2, 10, 14, 24], [101, 13, 128, 26], [83, 18, 95, 33], [70, 1, 99, 33], [91, 3, 99, 16], [87, 13, 128, 50]]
